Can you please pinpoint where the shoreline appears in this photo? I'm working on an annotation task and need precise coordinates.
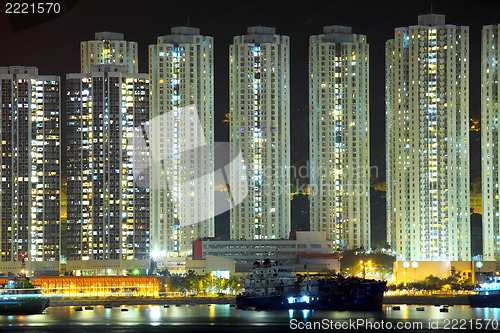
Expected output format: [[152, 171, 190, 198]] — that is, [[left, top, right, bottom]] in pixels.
[[48, 295, 471, 307], [384, 295, 470, 306], [49, 297, 236, 307]]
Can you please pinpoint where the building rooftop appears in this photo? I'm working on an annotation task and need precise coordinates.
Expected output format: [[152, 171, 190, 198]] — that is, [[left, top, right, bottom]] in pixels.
[[247, 26, 275, 35], [418, 14, 446, 26], [242, 26, 277, 44], [171, 26, 201, 36], [320, 25, 355, 43], [324, 25, 352, 34], [0, 66, 38, 75], [157, 27, 205, 45], [94, 31, 125, 41]]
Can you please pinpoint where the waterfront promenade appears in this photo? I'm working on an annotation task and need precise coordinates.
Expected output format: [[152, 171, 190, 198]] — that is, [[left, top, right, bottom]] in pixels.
[[49, 296, 237, 307], [48, 295, 471, 307], [384, 295, 470, 305]]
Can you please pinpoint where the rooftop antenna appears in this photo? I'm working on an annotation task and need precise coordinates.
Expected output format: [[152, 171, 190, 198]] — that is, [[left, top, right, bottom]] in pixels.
[[430, 2, 433, 14], [187, 17, 190, 27]]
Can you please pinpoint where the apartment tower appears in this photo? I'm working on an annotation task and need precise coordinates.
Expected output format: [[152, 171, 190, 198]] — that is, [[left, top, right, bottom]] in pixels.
[[386, 14, 470, 261], [66, 65, 149, 267], [229, 26, 290, 240], [81, 32, 138, 74], [0, 66, 61, 273], [149, 27, 214, 257], [482, 24, 500, 261], [309, 26, 370, 251]]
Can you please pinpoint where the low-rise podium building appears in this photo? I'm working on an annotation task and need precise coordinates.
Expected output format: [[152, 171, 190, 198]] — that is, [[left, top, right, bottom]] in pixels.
[[192, 231, 340, 273]]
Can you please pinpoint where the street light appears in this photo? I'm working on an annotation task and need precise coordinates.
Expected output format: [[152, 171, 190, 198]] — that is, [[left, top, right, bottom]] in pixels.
[[211, 273, 214, 295], [367, 260, 373, 278], [359, 246, 366, 279], [21, 253, 26, 278], [403, 261, 410, 286], [411, 261, 419, 283], [476, 261, 483, 282]]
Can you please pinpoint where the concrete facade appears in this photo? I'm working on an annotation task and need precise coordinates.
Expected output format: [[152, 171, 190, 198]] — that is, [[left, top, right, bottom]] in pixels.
[[386, 14, 470, 261], [393, 260, 499, 284], [0, 66, 61, 268], [66, 65, 150, 262], [229, 27, 291, 241], [309, 26, 370, 251], [81, 32, 138, 73], [148, 27, 215, 257], [481, 24, 500, 261]]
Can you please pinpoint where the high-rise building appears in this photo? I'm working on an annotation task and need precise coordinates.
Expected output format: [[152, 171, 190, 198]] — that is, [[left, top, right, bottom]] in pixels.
[[482, 24, 500, 261], [0, 66, 61, 272], [386, 14, 470, 261], [309, 26, 370, 251], [66, 65, 149, 266], [229, 27, 290, 240], [81, 32, 138, 74], [148, 27, 214, 257]]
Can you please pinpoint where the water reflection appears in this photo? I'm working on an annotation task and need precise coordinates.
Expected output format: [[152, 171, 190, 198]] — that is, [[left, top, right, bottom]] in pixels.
[[302, 309, 310, 320], [148, 305, 162, 321], [0, 304, 498, 330]]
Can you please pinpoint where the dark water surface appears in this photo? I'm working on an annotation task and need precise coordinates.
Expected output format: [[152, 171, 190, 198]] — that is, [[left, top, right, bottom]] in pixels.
[[0, 304, 499, 332]]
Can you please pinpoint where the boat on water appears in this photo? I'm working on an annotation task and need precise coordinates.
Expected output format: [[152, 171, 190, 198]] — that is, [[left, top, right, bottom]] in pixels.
[[0, 277, 50, 315], [236, 259, 387, 311], [285, 276, 387, 311], [236, 261, 296, 310], [469, 275, 500, 308]]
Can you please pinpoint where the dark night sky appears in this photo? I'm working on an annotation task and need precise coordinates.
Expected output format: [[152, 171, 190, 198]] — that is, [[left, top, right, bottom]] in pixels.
[[1, 0, 499, 181]]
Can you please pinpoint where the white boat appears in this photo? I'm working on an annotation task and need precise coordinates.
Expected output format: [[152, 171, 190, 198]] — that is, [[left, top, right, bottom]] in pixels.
[[0, 277, 50, 315]]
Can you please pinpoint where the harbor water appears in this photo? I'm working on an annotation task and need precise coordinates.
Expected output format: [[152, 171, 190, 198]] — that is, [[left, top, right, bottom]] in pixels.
[[0, 304, 499, 332]]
